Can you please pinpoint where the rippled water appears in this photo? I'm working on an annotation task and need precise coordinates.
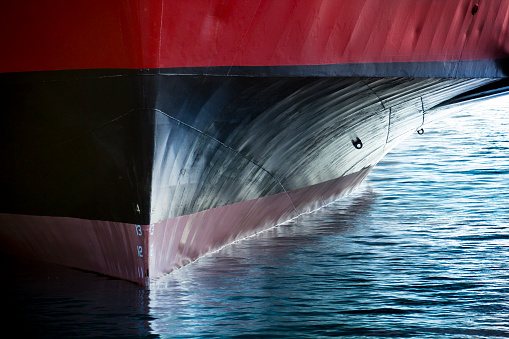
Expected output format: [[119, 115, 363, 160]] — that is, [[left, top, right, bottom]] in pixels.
[[3, 96, 509, 338]]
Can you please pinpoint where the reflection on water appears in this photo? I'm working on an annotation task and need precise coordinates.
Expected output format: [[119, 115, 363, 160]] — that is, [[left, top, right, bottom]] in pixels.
[[2, 95, 509, 338]]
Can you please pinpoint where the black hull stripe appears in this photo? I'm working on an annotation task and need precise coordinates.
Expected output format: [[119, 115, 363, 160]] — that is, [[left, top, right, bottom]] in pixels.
[[1, 58, 508, 80]]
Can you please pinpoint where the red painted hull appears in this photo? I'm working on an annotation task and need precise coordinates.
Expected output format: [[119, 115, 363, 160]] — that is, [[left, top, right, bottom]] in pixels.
[[1, 0, 509, 73]]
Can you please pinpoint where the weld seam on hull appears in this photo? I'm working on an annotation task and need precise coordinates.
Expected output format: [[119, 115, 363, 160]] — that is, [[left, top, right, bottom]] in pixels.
[[152, 108, 298, 213], [362, 79, 387, 110], [46, 109, 138, 153], [420, 97, 426, 127], [385, 108, 392, 146]]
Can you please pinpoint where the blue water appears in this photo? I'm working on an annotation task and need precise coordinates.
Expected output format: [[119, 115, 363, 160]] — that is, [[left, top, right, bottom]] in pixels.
[[3, 96, 509, 338]]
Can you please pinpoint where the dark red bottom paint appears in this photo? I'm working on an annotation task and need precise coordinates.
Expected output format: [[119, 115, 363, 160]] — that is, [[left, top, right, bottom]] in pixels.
[[0, 167, 371, 286]]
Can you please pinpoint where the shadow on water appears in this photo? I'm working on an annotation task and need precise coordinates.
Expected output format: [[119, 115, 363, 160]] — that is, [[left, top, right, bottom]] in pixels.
[[0, 255, 157, 338]]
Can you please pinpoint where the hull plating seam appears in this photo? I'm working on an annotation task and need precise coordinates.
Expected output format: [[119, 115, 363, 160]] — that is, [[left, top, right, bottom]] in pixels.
[[153, 108, 298, 213]]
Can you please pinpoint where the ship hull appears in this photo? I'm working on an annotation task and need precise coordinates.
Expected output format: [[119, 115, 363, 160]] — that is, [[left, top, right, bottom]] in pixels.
[[0, 69, 496, 285], [1, 0, 509, 286]]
